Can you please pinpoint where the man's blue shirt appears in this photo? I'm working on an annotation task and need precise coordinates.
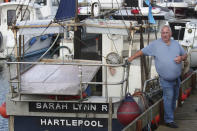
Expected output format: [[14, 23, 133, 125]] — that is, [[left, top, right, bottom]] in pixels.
[[142, 38, 186, 86]]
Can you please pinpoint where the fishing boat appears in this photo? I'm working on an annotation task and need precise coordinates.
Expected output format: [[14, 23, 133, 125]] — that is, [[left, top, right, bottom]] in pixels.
[[0, 0, 59, 59], [0, 0, 195, 131], [156, 0, 197, 18]]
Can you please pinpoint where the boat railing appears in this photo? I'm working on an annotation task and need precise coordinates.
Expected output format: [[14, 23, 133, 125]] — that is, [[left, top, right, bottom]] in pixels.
[[122, 71, 197, 131], [178, 71, 197, 106], [6, 60, 130, 102]]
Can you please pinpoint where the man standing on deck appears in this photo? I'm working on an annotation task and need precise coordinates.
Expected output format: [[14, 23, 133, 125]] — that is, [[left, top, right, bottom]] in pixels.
[[127, 25, 187, 128]]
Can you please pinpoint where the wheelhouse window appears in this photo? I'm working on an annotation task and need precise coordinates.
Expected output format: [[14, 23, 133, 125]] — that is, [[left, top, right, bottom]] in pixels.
[[7, 9, 30, 26], [7, 10, 16, 26]]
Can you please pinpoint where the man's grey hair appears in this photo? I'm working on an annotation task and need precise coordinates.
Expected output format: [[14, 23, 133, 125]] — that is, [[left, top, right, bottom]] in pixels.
[[160, 25, 172, 33]]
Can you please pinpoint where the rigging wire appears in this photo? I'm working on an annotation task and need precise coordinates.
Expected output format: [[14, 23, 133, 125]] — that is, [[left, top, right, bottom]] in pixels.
[[21, 0, 32, 21], [96, 0, 121, 54], [11, 0, 22, 24], [14, 1, 25, 24], [9, 0, 36, 57]]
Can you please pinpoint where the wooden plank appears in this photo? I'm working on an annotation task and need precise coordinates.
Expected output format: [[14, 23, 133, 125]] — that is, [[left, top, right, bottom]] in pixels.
[[12, 22, 84, 29], [157, 83, 197, 131]]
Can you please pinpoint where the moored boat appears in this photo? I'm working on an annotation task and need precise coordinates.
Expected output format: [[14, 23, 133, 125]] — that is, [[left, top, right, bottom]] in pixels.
[[2, 0, 196, 131]]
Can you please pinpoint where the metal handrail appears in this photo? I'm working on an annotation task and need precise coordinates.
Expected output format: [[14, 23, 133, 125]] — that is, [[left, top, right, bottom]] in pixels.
[[7, 60, 130, 101], [6, 61, 124, 67]]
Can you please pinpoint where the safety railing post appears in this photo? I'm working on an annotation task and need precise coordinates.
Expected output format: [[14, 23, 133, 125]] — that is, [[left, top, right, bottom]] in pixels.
[[108, 97, 112, 131], [79, 65, 83, 100]]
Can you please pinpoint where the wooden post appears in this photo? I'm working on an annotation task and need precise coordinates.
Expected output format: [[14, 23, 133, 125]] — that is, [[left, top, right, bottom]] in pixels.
[[75, 0, 79, 22], [108, 97, 112, 131], [159, 100, 164, 124], [140, 26, 145, 88], [136, 120, 142, 131], [9, 116, 14, 131]]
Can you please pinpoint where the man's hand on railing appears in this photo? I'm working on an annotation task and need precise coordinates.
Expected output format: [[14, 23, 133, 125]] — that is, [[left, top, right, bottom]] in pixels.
[[123, 58, 131, 67]]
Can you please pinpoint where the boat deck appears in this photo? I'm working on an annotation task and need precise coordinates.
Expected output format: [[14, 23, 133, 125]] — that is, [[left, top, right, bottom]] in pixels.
[[157, 87, 197, 131]]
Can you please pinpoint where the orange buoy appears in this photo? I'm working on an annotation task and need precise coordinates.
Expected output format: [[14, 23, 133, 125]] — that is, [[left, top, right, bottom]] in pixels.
[[4, 0, 10, 2], [117, 93, 141, 126], [155, 114, 160, 124], [181, 92, 187, 101], [0, 102, 9, 118]]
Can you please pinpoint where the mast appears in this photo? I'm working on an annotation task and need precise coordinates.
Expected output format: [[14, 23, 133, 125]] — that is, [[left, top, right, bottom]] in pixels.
[[74, 0, 81, 59], [75, 0, 79, 23]]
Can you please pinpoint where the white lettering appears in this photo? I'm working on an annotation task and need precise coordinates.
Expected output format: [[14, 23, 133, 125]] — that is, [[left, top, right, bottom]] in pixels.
[[55, 103, 61, 110], [102, 105, 108, 112], [34, 103, 109, 113], [78, 120, 83, 126], [40, 118, 105, 128], [65, 120, 71, 126], [91, 121, 97, 127], [47, 119, 53, 125], [72, 104, 97, 111], [84, 120, 90, 126], [72, 120, 78, 126], [83, 104, 89, 110], [98, 121, 103, 127], [53, 119, 59, 126], [40, 119, 47, 125], [43, 103, 48, 109], [73, 104, 78, 110], [91, 105, 96, 111], [61, 104, 68, 110], [60, 119, 65, 125], [78, 104, 83, 110], [49, 103, 54, 110], [36, 103, 42, 109]]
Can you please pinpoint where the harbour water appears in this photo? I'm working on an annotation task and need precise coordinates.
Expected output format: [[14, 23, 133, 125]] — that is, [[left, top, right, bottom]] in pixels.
[[0, 63, 9, 131]]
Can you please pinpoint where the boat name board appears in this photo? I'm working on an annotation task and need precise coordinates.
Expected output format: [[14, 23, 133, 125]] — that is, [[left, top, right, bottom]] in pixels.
[[40, 117, 107, 128], [14, 116, 110, 130], [29, 102, 111, 113]]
